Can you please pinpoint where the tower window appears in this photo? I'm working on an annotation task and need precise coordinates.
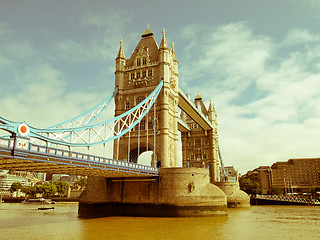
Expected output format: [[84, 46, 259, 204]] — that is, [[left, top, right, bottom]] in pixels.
[[140, 119, 146, 130], [136, 96, 145, 105], [136, 71, 141, 78], [148, 69, 153, 77], [142, 57, 147, 65], [137, 58, 141, 66], [142, 70, 146, 78], [125, 102, 130, 109], [195, 139, 201, 146]]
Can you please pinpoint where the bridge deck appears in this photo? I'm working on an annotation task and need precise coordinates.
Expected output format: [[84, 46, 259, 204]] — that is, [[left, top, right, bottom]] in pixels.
[[0, 137, 158, 178]]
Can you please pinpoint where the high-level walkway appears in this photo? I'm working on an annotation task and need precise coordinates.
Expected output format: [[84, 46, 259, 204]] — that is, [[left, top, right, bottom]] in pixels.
[[178, 88, 214, 132]]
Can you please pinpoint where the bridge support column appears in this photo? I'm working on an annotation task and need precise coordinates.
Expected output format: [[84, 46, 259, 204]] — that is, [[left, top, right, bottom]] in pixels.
[[78, 168, 227, 218], [215, 181, 250, 208]]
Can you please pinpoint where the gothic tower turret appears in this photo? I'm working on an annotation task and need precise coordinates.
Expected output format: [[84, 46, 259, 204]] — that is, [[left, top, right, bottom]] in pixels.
[[113, 25, 179, 168]]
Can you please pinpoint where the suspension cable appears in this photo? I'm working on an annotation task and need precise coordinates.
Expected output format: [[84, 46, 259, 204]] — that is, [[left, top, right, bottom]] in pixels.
[[128, 128, 131, 162], [153, 101, 156, 167], [117, 122, 120, 160], [146, 113, 148, 154], [138, 118, 140, 159], [127, 115, 131, 162]]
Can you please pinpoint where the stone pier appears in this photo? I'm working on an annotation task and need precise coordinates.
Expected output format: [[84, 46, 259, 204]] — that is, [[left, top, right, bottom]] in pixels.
[[78, 167, 227, 218], [215, 181, 250, 208]]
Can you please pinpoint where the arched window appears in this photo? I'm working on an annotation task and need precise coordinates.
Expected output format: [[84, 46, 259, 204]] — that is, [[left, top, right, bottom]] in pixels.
[[195, 139, 201, 146], [142, 57, 147, 65], [137, 58, 141, 66]]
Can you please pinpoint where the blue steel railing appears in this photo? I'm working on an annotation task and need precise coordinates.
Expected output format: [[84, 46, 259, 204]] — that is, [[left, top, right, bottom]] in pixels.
[[0, 136, 159, 176]]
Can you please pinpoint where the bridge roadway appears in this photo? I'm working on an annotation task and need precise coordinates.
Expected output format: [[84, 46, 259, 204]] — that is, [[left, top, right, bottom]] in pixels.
[[0, 136, 158, 177], [178, 88, 214, 132]]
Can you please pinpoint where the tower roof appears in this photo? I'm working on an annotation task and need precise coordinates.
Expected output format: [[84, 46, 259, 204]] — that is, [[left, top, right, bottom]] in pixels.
[[126, 26, 159, 66]]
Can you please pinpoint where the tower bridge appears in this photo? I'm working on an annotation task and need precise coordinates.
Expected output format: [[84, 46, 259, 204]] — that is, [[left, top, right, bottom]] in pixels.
[[0, 26, 249, 217]]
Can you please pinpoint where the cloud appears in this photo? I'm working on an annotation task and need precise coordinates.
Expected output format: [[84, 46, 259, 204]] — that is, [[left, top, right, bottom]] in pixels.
[[179, 23, 320, 173]]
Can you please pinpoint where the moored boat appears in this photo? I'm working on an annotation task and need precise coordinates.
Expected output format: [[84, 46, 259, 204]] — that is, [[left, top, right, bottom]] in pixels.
[[38, 206, 55, 210], [22, 198, 55, 204]]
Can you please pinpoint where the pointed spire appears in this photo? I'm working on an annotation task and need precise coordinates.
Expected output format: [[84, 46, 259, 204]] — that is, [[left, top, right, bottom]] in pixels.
[[208, 100, 216, 122], [160, 28, 169, 50], [208, 100, 214, 112], [116, 39, 126, 60]]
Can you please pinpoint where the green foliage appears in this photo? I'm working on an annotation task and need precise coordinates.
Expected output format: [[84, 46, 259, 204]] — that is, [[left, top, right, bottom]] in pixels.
[[240, 178, 260, 195], [21, 185, 37, 197], [10, 182, 22, 193], [41, 183, 58, 197], [54, 181, 69, 196]]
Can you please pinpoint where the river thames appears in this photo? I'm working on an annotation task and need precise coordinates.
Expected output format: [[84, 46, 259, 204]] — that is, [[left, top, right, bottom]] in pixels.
[[0, 203, 319, 240]]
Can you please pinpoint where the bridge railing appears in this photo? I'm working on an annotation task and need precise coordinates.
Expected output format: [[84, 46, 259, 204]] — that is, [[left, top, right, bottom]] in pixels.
[[0, 136, 158, 175]]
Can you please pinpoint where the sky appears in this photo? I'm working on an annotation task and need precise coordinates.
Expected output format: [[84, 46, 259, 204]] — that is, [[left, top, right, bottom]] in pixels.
[[0, 0, 320, 174]]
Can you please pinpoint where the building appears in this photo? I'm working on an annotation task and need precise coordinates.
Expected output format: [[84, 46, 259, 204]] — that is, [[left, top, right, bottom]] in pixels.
[[113, 25, 222, 182], [114, 25, 179, 168], [271, 158, 320, 194], [242, 158, 320, 194], [0, 171, 31, 191], [241, 166, 272, 194], [224, 166, 240, 182]]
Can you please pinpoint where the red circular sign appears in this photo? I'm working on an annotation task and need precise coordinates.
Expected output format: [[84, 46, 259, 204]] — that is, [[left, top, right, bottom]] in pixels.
[[18, 123, 29, 137], [20, 125, 27, 134]]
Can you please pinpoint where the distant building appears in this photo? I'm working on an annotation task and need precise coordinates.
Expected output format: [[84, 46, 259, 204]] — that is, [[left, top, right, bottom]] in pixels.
[[241, 158, 320, 194], [241, 166, 272, 194], [224, 166, 240, 182], [0, 172, 31, 191], [271, 158, 320, 194]]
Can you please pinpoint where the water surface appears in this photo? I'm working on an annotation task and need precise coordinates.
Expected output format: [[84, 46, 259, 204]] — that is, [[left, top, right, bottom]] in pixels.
[[0, 203, 319, 239]]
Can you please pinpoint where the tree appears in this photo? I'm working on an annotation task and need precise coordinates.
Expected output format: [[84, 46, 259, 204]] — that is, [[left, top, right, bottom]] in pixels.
[[240, 178, 260, 196], [10, 182, 22, 193], [41, 183, 57, 197], [54, 181, 69, 197], [22, 186, 37, 197]]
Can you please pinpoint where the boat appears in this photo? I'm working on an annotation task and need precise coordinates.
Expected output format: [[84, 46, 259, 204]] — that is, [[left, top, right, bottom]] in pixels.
[[22, 198, 55, 204], [38, 206, 55, 210]]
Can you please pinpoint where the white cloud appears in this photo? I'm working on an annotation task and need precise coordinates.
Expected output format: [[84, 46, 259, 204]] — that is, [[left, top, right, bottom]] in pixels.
[[179, 22, 320, 173], [0, 62, 109, 127]]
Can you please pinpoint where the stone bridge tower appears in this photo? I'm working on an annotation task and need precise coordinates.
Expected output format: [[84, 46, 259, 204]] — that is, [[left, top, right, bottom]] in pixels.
[[114, 26, 179, 168], [180, 95, 221, 182]]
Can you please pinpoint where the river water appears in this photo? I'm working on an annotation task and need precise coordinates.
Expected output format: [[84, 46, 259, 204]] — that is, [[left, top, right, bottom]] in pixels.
[[0, 203, 319, 240]]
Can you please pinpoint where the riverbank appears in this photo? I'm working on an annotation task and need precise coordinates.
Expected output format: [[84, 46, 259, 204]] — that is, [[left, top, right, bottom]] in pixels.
[[1, 197, 79, 203]]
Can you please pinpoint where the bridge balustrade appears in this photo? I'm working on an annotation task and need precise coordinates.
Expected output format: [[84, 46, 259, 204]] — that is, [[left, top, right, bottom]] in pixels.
[[0, 136, 158, 176]]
